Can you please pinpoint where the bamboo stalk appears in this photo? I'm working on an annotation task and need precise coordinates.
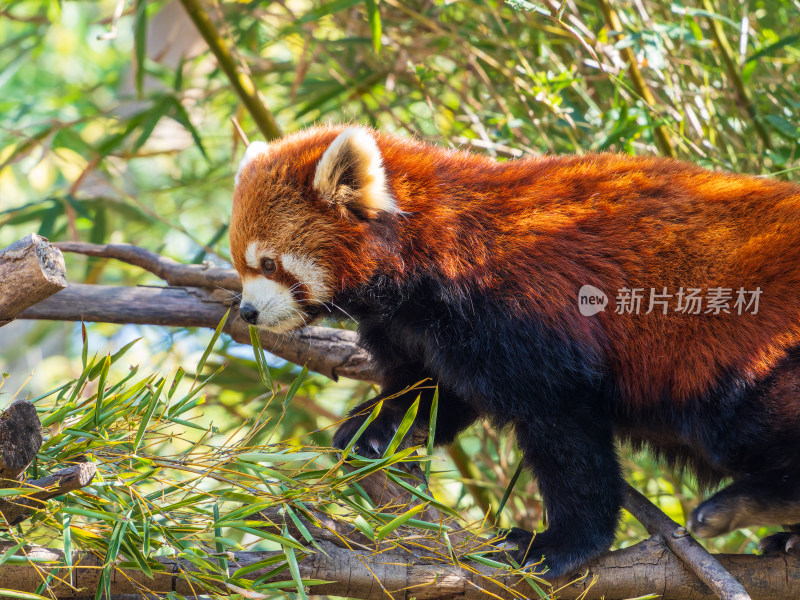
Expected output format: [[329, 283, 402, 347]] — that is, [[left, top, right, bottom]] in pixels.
[[596, 0, 676, 157], [178, 0, 282, 141], [700, 0, 770, 150]]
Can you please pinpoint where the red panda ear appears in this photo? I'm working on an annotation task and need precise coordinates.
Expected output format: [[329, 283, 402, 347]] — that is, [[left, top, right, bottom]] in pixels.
[[313, 128, 397, 218], [235, 141, 270, 187]]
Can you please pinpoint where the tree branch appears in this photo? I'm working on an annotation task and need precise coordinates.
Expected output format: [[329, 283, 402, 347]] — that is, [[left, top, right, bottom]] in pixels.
[[54, 241, 241, 291], [0, 463, 97, 527], [0, 401, 94, 527], [0, 234, 67, 327], [177, 0, 282, 141], [623, 482, 751, 600], [0, 401, 43, 486], [17, 283, 379, 383], [2, 534, 798, 599]]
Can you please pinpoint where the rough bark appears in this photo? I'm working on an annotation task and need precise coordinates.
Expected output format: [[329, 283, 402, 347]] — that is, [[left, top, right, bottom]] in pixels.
[[0, 463, 97, 527], [18, 283, 378, 383], [0, 234, 67, 326], [624, 482, 751, 600], [2, 536, 798, 600], [0, 400, 43, 487], [55, 241, 241, 291]]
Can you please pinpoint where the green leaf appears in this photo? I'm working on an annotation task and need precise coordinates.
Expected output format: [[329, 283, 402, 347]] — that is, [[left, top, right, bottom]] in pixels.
[[230, 555, 285, 579], [385, 470, 460, 518], [342, 400, 382, 457], [196, 309, 229, 381], [249, 326, 274, 391], [746, 33, 800, 63], [496, 459, 525, 516], [298, 0, 362, 23], [425, 387, 438, 481], [213, 503, 228, 574], [463, 553, 510, 569], [222, 524, 307, 552], [282, 525, 309, 600], [283, 366, 308, 409], [169, 97, 208, 160], [213, 500, 276, 526], [94, 355, 111, 427], [0, 590, 53, 600], [375, 503, 425, 540], [133, 378, 166, 452], [364, 0, 382, 54], [133, 96, 172, 152], [236, 451, 320, 464], [0, 543, 26, 567], [173, 57, 185, 91], [95, 519, 128, 600], [352, 514, 375, 540], [375, 513, 451, 532], [134, 0, 147, 98], [80, 323, 88, 370], [383, 395, 419, 456]]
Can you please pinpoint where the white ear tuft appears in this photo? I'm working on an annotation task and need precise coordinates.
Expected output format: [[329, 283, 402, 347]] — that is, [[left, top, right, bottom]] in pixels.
[[313, 128, 396, 216], [235, 141, 270, 187]]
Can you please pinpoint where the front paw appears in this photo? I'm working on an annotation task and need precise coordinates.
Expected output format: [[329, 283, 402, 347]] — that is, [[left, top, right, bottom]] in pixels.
[[689, 495, 748, 538], [492, 528, 579, 579], [759, 531, 800, 555]]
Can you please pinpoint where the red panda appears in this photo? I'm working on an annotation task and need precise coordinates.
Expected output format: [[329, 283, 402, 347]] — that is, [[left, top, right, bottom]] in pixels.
[[229, 125, 800, 577]]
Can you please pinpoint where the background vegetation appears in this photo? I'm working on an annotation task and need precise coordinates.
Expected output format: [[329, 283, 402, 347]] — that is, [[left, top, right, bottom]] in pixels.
[[0, 0, 798, 597]]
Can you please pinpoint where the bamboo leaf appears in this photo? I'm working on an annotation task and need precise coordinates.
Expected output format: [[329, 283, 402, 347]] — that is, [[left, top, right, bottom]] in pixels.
[[364, 0, 382, 54], [282, 524, 309, 600], [94, 355, 111, 427], [383, 395, 419, 457], [425, 387, 438, 481], [195, 309, 229, 380], [134, 0, 147, 97], [249, 326, 274, 391], [375, 503, 425, 540], [133, 378, 166, 452]]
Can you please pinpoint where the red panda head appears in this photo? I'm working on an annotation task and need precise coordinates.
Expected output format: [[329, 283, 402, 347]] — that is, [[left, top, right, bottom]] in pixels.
[[229, 126, 399, 332]]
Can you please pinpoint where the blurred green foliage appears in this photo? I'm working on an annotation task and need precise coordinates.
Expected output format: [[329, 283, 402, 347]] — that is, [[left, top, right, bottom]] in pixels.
[[1, 0, 799, 596]]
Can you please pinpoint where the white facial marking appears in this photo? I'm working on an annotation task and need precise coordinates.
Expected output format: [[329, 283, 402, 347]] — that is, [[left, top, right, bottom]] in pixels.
[[241, 277, 305, 333], [313, 127, 396, 213], [245, 241, 261, 270], [281, 252, 331, 301], [235, 141, 270, 187]]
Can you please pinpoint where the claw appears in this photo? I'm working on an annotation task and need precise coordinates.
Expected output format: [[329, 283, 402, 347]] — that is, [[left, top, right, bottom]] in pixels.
[[759, 532, 800, 555]]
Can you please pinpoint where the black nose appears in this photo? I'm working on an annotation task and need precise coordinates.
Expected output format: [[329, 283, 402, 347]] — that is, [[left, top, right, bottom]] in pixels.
[[240, 304, 259, 325]]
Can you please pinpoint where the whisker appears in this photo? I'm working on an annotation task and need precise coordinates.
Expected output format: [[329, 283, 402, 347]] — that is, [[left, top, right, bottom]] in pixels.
[[327, 301, 358, 323], [216, 286, 243, 302]]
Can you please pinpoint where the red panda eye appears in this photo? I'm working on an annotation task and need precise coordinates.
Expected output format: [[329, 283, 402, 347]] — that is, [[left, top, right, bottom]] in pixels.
[[260, 257, 276, 275]]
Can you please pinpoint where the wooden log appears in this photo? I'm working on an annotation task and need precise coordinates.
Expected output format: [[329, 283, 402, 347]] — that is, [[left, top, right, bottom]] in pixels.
[[624, 482, 751, 600], [0, 463, 97, 527], [18, 283, 378, 383], [0, 400, 43, 487], [0, 537, 798, 600], [0, 234, 67, 326]]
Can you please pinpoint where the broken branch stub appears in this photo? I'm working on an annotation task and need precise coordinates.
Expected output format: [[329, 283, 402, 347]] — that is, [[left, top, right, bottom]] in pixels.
[[0, 401, 43, 488], [0, 234, 67, 327]]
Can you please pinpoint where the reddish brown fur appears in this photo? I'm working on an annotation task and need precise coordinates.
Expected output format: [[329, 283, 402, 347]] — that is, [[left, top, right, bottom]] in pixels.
[[231, 126, 800, 408]]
